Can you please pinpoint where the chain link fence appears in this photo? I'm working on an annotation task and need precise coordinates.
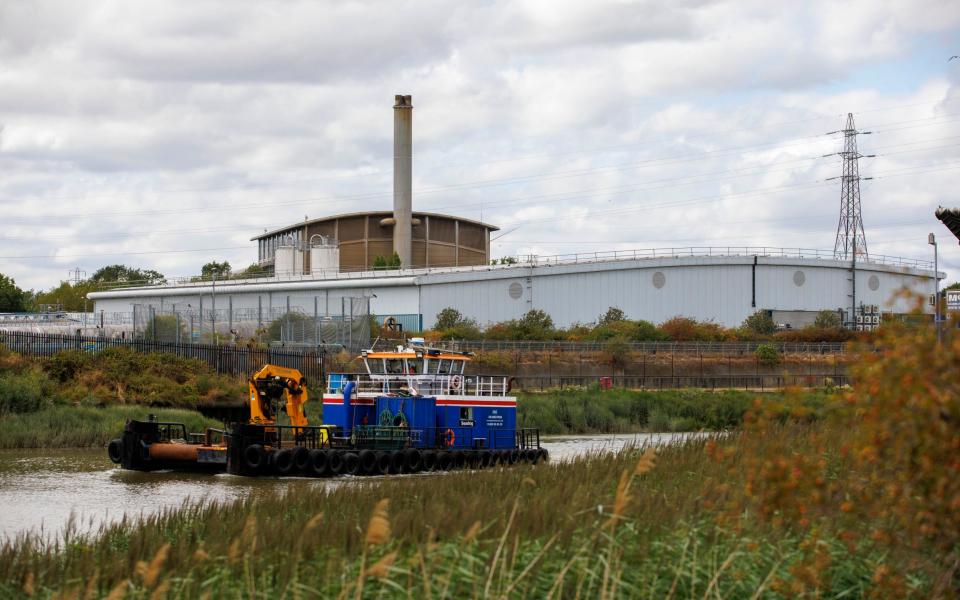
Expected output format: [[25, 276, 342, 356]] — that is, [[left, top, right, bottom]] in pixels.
[[122, 296, 371, 352]]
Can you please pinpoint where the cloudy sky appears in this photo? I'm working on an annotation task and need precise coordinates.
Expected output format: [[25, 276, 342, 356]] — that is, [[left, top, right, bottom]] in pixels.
[[2, 0, 959, 291]]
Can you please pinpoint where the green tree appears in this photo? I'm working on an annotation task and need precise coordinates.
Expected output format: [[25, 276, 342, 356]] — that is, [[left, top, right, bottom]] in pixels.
[[0, 274, 29, 312], [90, 265, 165, 286], [435, 308, 465, 330], [432, 307, 481, 339], [372, 253, 402, 270], [201, 261, 232, 279], [742, 310, 776, 335], [33, 281, 96, 312], [231, 263, 269, 279], [513, 309, 555, 340], [598, 307, 626, 325], [813, 310, 842, 329]]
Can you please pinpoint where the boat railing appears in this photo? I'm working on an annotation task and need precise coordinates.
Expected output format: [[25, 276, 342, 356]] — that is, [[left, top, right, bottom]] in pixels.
[[330, 373, 513, 397]]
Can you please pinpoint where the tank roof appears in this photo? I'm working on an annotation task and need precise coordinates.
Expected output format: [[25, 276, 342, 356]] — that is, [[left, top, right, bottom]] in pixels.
[[251, 210, 500, 241]]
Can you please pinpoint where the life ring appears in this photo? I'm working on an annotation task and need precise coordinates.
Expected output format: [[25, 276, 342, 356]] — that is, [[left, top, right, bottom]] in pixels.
[[442, 428, 456, 447], [450, 374, 463, 391]]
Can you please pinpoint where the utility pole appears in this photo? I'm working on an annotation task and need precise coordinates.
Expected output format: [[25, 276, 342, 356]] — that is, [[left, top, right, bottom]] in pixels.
[[211, 271, 217, 346], [825, 113, 874, 326], [930, 233, 940, 344]]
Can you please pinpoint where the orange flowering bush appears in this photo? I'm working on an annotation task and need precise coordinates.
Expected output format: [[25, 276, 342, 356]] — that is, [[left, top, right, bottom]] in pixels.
[[711, 296, 960, 595]]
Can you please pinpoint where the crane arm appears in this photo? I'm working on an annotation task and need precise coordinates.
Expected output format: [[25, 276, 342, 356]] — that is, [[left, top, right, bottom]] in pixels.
[[248, 365, 309, 428]]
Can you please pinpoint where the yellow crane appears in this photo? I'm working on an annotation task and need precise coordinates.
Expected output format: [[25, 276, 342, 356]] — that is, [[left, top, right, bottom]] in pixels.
[[247, 364, 309, 428]]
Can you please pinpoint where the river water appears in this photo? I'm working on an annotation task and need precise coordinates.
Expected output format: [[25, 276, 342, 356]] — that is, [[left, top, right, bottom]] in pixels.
[[0, 433, 695, 543]]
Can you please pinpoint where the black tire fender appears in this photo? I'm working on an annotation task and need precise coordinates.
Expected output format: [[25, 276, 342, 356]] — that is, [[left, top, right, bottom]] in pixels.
[[389, 451, 405, 474], [421, 450, 438, 471], [328, 451, 345, 476], [358, 449, 378, 474], [292, 446, 310, 472], [107, 439, 123, 464], [479, 450, 493, 468], [342, 452, 360, 476], [404, 448, 423, 472], [374, 451, 392, 475], [309, 449, 330, 477], [273, 448, 297, 475], [244, 444, 267, 472], [437, 451, 453, 471]]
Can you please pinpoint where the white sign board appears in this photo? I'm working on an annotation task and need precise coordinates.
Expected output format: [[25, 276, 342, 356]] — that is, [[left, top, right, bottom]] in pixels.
[[947, 290, 960, 312]]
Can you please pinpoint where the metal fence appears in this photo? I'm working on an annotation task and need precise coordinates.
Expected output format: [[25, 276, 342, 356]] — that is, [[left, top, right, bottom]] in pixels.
[[0, 331, 329, 381], [510, 374, 851, 392], [434, 340, 849, 355]]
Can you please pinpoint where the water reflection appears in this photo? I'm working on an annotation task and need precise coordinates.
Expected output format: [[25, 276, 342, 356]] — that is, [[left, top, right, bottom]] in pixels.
[[0, 432, 703, 542]]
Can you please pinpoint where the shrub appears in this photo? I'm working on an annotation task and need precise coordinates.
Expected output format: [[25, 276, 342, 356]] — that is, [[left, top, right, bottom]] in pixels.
[[755, 343, 781, 366], [0, 370, 57, 414], [598, 307, 626, 325], [433, 308, 482, 340], [43, 349, 91, 383], [813, 310, 843, 329], [660, 317, 728, 341], [603, 337, 631, 369], [486, 309, 556, 340], [742, 310, 776, 335]]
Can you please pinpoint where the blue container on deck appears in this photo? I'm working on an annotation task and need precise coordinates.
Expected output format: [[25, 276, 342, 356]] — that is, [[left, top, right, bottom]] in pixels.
[[374, 396, 436, 448]]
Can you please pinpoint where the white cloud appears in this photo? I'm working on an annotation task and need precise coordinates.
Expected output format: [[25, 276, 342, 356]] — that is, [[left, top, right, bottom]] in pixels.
[[1, 0, 959, 291]]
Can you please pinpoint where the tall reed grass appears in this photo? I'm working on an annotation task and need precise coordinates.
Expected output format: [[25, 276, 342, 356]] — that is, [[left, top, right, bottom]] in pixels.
[[0, 420, 933, 598], [517, 387, 831, 433], [0, 406, 217, 449]]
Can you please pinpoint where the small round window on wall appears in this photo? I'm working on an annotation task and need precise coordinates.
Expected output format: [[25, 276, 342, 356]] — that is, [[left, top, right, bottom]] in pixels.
[[652, 271, 666, 289], [508, 281, 523, 300], [793, 270, 806, 287], [868, 274, 880, 291]]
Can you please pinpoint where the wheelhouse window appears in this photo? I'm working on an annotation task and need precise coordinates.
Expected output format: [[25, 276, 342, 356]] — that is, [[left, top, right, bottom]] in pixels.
[[385, 359, 404, 374], [366, 359, 385, 375]]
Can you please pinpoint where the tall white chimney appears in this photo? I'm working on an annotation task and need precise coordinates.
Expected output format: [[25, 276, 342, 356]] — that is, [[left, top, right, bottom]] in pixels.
[[393, 94, 413, 267]]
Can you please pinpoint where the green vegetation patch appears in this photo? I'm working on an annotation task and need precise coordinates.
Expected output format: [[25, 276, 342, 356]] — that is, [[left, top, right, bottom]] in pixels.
[[517, 387, 831, 434], [0, 406, 217, 450]]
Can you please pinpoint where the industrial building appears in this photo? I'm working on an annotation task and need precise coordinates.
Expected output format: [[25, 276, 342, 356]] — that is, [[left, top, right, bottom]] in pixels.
[[255, 211, 496, 274], [88, 96, 939, 336], [87, 248, 936, 335]]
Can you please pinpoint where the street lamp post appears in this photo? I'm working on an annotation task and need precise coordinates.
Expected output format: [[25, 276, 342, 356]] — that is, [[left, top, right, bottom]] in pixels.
[[929, 233, 940, 345]]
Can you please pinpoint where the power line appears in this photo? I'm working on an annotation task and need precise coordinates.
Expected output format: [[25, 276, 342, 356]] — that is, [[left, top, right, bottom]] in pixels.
[[0, 246, 249, 260], [14, 100, 952, 206], [4, 119, 956, 226]]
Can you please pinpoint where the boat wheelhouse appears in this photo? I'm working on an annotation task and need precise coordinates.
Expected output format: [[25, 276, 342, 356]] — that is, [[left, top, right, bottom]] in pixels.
[[323, 341, 522, 450]]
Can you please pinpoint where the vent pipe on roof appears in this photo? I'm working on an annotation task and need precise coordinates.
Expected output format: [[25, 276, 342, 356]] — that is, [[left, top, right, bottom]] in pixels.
[[393, 94, 413, 267]]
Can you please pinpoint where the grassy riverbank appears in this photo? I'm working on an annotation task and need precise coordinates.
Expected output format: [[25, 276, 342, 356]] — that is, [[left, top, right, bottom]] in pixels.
[[517, 387, 833, 433], [0, 345, 241, 448], [0, 406, 218, 450]]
